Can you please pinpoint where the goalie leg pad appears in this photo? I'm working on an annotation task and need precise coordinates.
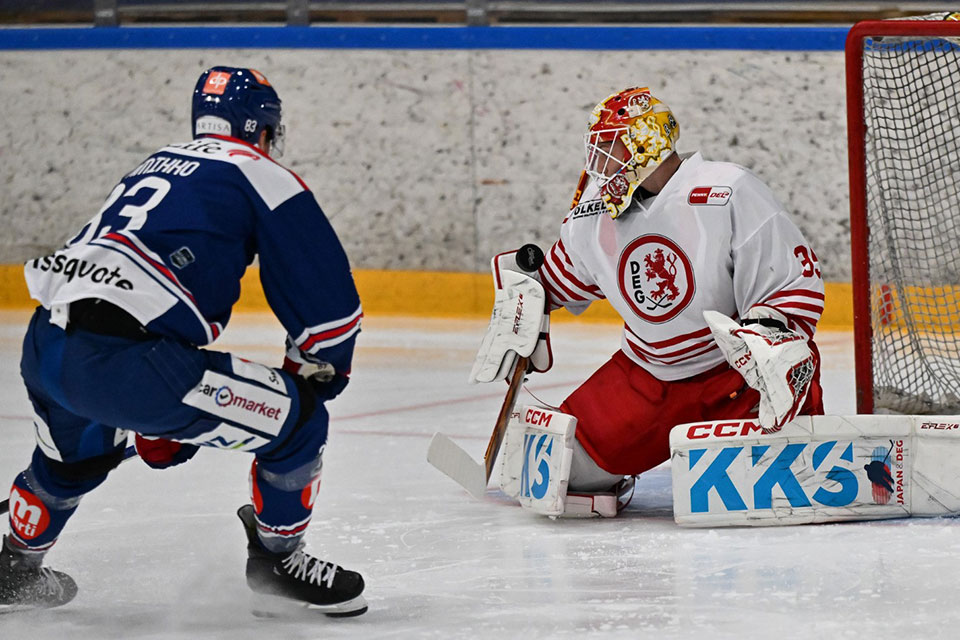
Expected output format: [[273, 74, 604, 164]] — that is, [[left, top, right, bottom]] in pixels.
[[498, 406, 576, 517], [670, 414, 960, 527], [499, 407, 633, 518]]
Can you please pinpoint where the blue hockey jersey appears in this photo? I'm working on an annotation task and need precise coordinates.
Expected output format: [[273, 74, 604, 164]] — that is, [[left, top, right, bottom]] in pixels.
[[24, 135, 362, 375]]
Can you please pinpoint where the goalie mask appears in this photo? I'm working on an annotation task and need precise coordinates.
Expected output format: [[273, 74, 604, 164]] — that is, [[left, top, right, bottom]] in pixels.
[[584, 87, 679, 219], [191, 66, 285, 157]]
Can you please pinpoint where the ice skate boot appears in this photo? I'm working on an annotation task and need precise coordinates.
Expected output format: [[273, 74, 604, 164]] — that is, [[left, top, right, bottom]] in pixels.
[[0, 535, 77, 612], [236, 505, 367, 618]]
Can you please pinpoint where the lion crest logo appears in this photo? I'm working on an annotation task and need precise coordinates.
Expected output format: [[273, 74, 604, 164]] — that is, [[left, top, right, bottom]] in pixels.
[[617, 235, 695, 323], [644, 248, 680, 303]]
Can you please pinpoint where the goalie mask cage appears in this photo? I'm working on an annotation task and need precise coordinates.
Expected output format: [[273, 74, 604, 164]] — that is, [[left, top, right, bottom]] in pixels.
[[847, 14, 960, 414]]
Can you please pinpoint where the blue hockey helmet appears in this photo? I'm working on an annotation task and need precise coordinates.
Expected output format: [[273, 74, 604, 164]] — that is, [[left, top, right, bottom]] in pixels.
[[191, 66, 285, 156]]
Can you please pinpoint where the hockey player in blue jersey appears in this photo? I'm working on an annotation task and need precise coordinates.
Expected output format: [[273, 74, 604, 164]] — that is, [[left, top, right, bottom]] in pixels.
[[0, 66, 367, 616]]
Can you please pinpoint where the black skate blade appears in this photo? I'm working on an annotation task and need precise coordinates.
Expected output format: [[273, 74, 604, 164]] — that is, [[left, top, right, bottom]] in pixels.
[[250, 592, 368, 619]]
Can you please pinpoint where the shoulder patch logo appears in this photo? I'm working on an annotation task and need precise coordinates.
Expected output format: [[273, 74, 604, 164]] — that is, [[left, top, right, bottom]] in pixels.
[[688, 186, 732, 206]]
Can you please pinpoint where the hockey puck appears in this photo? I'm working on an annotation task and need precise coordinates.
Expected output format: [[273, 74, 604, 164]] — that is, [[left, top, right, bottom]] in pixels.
[[515, 244, 545, 273]]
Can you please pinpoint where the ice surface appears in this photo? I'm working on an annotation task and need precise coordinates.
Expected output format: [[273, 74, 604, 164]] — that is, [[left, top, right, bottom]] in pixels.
[[1, 311, 957, 639]]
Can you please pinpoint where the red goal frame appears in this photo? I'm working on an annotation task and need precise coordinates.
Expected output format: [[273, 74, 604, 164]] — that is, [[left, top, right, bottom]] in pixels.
[[845, 18, 960, 414]]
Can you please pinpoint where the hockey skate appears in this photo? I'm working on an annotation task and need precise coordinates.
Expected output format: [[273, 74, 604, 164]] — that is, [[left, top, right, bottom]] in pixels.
[[0, 535, 78, 613], [236, 505, 367, 618]]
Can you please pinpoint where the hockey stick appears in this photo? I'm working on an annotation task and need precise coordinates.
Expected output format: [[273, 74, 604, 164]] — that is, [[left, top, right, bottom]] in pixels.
[[0, 445, 138, 516], [427, 355, 530, 499], [427, 242, 545, 498]]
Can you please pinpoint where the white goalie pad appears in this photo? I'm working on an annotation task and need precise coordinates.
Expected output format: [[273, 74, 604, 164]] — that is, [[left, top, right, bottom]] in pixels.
[[499, 405, 576, 517], [469, 270, 546, 384], [670, 414, 960, 527]]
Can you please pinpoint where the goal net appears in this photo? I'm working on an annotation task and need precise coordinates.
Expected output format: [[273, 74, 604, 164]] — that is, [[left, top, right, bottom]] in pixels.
[[847, 12, 960, 413]]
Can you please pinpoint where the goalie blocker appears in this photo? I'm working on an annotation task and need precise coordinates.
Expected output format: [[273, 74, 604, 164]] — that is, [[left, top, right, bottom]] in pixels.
[[670, 414, 960, 527]]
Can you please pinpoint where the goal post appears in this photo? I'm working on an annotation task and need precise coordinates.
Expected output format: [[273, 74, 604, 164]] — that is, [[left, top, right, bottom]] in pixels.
[[846, 13, 960, 414]]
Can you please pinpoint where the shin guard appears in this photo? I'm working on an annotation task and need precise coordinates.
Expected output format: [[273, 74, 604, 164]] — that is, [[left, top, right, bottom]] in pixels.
[[7, 469, 81, 555], [249, 457, 323, 554]]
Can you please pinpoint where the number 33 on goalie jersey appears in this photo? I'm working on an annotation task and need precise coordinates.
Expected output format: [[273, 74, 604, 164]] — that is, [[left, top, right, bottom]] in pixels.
[[24, 136, 362, 374], [540, 152, 823, 380]]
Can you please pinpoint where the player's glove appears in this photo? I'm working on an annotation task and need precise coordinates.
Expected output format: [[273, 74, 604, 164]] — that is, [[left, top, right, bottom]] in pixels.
[[282, 354, 350, 401], [704, 309, 817, 434], [135, 434, 199, 469]]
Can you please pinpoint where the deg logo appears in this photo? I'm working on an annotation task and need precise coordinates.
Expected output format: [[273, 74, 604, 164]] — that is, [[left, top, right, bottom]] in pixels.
[[617, 234, 695, 323]]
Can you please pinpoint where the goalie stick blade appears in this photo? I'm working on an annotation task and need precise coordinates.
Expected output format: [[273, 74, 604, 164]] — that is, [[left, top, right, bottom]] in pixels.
[[427, 432, 488, 499]]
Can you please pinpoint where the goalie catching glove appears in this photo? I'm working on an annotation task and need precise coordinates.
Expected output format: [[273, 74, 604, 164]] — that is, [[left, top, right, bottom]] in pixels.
[[704, 309, 817, 434], [469, 249, 552, 384]]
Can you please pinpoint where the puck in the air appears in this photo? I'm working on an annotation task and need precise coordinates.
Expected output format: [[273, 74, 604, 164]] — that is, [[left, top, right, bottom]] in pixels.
[[515, 244, 544, 272]]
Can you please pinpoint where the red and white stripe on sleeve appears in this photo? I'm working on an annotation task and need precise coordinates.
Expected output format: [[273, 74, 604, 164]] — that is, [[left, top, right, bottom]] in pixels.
[[293, 305, 363, 356], [539, 239, 604, 310], [755, 288, 824, 339]]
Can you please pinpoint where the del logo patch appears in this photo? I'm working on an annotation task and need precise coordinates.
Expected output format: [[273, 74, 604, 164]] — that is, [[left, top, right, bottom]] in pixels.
[[617, 234, 695, 323], [688, 186, 732, 206]]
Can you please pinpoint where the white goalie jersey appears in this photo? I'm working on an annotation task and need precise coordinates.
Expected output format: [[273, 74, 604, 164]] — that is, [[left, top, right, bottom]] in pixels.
[[541, 152, 824, 381]]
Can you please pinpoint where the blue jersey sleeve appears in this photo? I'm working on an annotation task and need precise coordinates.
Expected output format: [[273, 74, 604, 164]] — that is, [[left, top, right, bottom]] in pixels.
[[256, 190, 362, 375]]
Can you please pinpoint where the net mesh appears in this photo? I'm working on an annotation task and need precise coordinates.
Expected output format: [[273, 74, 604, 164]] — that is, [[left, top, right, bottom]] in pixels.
[[861, 18, 960, 413]]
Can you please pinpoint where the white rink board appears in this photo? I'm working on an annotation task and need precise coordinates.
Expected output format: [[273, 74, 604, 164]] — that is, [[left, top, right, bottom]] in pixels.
[[0, 48, 850, 277], [3, 311, 960, 639]]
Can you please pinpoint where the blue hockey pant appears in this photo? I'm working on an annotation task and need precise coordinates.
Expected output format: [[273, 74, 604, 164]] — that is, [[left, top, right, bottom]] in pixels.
[[7, 307, 328, 555]]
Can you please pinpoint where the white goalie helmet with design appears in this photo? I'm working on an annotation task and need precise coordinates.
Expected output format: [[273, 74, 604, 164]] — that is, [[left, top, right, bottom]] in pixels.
[[583, 87, 679, 219]]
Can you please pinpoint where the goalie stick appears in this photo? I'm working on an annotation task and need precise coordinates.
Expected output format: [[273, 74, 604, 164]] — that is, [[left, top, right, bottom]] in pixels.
[[428, 355, 530, 499], [0, 445, 138, 516], [427, 173, 583, 500], [427, 242, 546, 499]]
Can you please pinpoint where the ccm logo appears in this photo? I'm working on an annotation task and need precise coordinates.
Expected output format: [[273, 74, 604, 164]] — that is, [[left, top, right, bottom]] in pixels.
[[685, 420, 763, 439], [525, 409, 553, 427], [688, 186, 732, 206]]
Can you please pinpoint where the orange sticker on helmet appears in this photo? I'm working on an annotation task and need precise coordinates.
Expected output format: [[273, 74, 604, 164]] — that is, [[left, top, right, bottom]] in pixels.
[[203, 71, 232, 95], [249, 69, 271, 86]]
